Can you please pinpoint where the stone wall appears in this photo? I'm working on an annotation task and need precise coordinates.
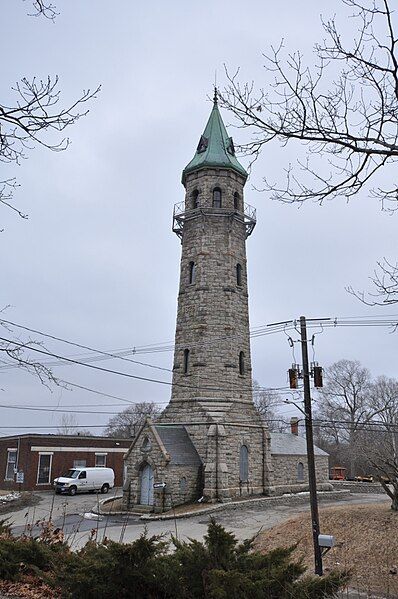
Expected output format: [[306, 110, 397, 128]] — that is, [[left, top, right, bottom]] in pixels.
[[271, 454, 329, 493], [331, 480, 386, 494]]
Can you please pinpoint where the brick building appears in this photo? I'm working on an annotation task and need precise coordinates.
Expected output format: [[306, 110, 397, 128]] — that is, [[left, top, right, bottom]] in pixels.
[[0, 434, 131, 491], [123, 93, 330, 512]]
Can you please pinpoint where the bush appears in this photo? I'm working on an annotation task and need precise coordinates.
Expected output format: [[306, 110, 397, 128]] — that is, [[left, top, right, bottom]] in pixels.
[[0, 518, 349, 598], [56, 534, 171, 598], [0, 536, 66, 581]]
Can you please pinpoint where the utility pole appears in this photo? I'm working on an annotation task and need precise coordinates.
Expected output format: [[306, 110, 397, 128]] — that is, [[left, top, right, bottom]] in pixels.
[[300, 315, 323, 576]]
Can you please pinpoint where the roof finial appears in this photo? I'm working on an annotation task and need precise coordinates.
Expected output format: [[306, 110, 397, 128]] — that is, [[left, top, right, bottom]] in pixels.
[[213, 69, 218, 105]]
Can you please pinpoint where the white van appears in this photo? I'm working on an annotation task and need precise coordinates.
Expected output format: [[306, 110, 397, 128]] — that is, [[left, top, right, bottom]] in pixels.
[[53, 467, 115, 496]]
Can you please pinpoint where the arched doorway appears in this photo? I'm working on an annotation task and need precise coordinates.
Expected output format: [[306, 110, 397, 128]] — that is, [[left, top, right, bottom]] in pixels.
[[140, 463, 154, 505]]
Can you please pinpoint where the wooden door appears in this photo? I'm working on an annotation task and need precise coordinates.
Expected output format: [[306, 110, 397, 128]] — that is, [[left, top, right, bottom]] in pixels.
[[140, 464, 154, 505]]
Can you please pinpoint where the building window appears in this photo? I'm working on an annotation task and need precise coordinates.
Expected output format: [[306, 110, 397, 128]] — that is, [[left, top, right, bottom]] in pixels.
[[192, 189, 199, 209], [179, 476, 187, 493], [297, 462, 304, 482], [183, 349, 190, 374], [5, 450, 17, 481], [95, 454, 107, 467], [212, 187, 222, 208], [236, 263, 242, 286], [234, 192, 240, 210], [239, 351, 245, 375], [239, 445, 249, 482], [37, 454, 52, 485], [189, 261, 196, 284], [141, 437, 152, 452], [73, 459, 87, 468]]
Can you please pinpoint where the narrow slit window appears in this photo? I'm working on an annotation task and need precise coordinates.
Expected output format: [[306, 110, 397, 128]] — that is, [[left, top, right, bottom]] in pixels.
[[192, 189, 199, 209], [212, 187, 222, 208], [297, 462, 304, 482], [239, 445, 249, 482], [183, 349, 190, 374], [236, 263, 242, 286], [189, 261, 196, 284], [234, 192, 240, 210], [239, 351, 245, 375]]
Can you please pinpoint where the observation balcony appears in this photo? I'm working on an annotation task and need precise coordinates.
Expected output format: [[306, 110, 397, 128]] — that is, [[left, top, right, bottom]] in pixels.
[[172, 201, 256, 239]]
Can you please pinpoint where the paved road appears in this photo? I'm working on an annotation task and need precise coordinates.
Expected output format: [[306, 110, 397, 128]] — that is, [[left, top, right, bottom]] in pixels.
[[3, 490, 390, 550]]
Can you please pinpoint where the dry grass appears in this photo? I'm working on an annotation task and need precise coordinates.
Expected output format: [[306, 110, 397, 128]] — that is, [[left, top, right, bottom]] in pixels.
[[100, 497, 124, 512], [255, 502, 398, 596]]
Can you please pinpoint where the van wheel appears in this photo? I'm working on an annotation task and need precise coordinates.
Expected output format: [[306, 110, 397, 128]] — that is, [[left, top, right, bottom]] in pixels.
[[69, 486, 77, 496], [101, 483, 109, 494]]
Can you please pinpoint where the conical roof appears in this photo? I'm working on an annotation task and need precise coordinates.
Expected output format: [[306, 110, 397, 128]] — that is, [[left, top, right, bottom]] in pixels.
[[182, 94, 248, 184]]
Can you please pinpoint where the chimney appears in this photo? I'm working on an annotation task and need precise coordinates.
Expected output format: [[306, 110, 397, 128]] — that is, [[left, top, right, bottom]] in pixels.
[[290, 417, 299, 436]]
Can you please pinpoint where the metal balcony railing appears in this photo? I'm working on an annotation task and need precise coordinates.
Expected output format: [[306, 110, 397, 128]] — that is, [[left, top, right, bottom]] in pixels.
[[172, 201, 257, 239]]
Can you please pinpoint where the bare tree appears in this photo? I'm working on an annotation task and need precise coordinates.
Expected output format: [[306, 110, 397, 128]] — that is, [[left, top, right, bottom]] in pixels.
[[1, 75, 100, 222], [0, 316, 59, 387], [315, 360, 378, 477], [364, 376, 398, 510], [105, 402, 162, 438], [57, 413, 79, 435], [1, 2, 99, 224], [252, 380, 285, 432], [26, 0, 58, 20], [0, 3, 99, 386], [222, 0, 398, 303]]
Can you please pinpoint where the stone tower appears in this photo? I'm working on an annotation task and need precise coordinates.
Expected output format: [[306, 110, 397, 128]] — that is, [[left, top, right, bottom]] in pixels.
[[158, 93, 273, 501], [122, 96, 332, 511], [170, 94, 255, 405]]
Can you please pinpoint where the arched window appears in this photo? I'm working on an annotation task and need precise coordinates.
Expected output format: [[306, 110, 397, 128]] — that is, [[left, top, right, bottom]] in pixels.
[[234, 192, 240, 210], [183, 349, 190, 374], [239, 445, 249, 482], [141, 437, 151, 452], [236, 263, 242, 286], [189, 261, 196, 284], [239, 351, 245, 375], [297, 462, 304, 482], [192, 189, 199, 209], [212, 187, 222, 208]]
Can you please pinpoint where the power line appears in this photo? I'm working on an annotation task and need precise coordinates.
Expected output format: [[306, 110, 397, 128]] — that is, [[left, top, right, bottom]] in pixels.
[[0, 335, 292, 396], [0, 318, 172, 373], [0, 318, 290, 373], [0, 404, 134, 415]]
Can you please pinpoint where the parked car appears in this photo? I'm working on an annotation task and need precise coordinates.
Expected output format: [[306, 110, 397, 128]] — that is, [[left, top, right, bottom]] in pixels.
[[354, 475, 373, 483], [53, 467, 115, 496]]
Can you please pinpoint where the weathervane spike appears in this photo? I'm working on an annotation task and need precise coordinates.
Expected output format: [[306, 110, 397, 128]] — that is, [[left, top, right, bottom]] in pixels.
[[213, 69, 218, 104]]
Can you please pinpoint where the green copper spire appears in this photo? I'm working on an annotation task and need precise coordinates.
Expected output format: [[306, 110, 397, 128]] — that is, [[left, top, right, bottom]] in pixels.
[[182, 90, 248, 184]]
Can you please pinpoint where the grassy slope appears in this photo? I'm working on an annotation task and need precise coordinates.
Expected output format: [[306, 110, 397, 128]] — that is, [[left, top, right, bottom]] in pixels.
[[255, 502, 398, 596]]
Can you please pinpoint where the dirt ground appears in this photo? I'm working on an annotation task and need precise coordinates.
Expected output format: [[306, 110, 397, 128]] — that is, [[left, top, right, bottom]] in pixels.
[[255, 502, 398, 596], [0, 493, 40, 517]]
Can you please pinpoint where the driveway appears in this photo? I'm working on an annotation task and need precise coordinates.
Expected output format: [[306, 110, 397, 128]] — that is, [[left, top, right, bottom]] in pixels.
[[4, 490, 390, 550]]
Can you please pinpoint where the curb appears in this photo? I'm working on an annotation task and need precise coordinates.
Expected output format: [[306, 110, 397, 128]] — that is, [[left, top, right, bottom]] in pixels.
[[93, 490, 352, 521]]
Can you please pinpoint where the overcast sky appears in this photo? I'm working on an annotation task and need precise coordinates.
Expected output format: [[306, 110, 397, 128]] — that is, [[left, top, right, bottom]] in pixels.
[[1, 0, 397, 435]]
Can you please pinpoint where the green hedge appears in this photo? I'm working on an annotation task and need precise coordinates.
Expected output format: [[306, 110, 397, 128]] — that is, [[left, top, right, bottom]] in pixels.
[[0, 518, 348, 598]]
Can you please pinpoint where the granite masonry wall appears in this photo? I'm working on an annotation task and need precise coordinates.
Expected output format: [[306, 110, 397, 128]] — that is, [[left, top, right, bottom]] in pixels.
[[271, 454, 330, 493], [123, 423, 202, 512]]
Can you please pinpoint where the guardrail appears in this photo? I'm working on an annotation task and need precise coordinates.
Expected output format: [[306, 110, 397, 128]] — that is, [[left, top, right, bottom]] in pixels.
[[172, 202, 256, 238]]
